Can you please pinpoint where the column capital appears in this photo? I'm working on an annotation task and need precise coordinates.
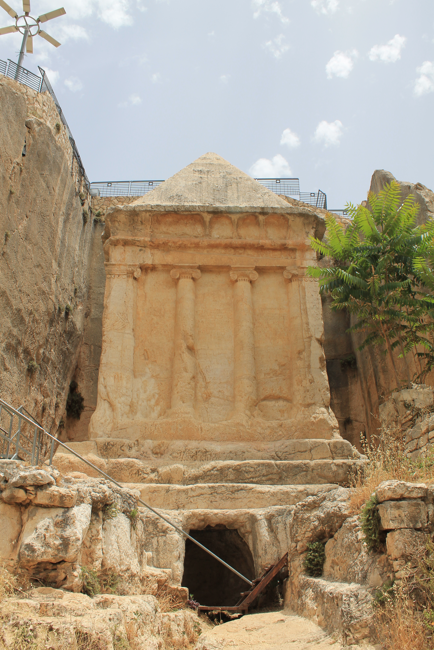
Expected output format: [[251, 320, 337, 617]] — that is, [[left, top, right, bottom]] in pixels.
[[230, 267, 258, 283], [283, 267, 300, 282], [170, 265, 201, 281], [105, 263, 142, 279]]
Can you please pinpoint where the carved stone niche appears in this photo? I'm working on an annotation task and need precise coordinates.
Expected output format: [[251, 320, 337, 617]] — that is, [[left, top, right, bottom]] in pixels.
[[89, 152, 340, 447]]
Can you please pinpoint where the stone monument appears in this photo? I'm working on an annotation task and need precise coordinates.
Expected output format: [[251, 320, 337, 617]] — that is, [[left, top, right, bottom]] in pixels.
[[89, 152, 344, 456]]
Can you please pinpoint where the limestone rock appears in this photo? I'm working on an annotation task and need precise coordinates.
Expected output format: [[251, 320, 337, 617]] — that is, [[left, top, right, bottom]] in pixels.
[[386, 528, 426, 560], [9, 468, 55, 488], [19, 503, 92, 565], [1, 486, 28, 504], [324, 516, 393, 588], [378, 500, 427, 530], [376, 480, 428, 502], [0, 77, 96, 435], [0, 502, 22, 560], [32, 485, 77, 508]]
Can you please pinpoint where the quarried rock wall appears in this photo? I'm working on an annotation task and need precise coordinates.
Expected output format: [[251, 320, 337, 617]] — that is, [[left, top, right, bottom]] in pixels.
[[0, 76, 98, 433]]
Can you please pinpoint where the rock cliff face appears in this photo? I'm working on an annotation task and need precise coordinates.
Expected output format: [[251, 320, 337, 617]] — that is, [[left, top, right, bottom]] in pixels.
[[0, 76, 102, 434]]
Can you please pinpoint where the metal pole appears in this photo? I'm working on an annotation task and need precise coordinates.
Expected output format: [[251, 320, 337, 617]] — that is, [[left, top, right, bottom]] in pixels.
[[16, 26, 29, 72], [0, 399, 253, 587]]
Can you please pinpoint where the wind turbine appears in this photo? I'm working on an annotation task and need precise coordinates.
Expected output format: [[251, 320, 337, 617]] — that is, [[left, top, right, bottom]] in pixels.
[[0, 0, 66, 68]]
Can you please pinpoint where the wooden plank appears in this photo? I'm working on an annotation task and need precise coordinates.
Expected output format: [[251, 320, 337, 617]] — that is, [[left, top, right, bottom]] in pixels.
[[239, 552, 288, 607]]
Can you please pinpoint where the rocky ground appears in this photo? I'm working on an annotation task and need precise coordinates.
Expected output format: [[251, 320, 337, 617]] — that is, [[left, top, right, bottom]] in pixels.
[[195, 611, 379, 650]]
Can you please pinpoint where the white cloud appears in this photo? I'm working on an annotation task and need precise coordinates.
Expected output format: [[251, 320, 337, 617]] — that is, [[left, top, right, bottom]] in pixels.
[[414, 61, 434, 96], [263, 34, 289, 59], [118, 93, 142, 107], [43, 68, 59, 85], [313, 120, 344, 147], [311, 0, 339, 15], [58, 24, 89, 41], [252, 0, 289, 23], [220, 74, 230, 83], [368, 34, 406, 63], [326, 50, 358, 79], [249, 154, 292, 177], [64, 77, 83, 92], [136, 0, 147, 11], [47, 0, 133, 28], [280, 128, 300, 148], [151, 73, 161, 83]]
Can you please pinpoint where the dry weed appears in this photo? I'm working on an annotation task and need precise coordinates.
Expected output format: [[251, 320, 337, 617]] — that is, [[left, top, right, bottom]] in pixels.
[[350, 425, 434, 514], [156, 587, 188, 613], [373, 581, 434, 650]]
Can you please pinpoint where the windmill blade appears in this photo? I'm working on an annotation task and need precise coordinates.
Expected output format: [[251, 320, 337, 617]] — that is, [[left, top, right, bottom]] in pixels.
[[0, 0, 18, 19], [38, 7, 66, 23], [26, 33, 33, 52], [23, 0, 30, 12], [39, 29, 61, 47], [0, 24, 18, 35]]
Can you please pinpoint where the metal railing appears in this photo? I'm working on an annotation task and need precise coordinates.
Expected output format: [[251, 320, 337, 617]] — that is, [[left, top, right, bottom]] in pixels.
[[0, 401, 56, 465], [90, 177, 328, 208], [38, 66, 90, 190], [329, 209, 349, 217], [90, 180, 165, 198], [0, 58, 42, 92], [0, 397, 253, 587]]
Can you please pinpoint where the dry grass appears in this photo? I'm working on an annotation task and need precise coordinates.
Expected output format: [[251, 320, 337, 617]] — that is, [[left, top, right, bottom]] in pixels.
[[349, 424, 434, 514], [373, 591, 431, 650], [156, 586, 189, 613]]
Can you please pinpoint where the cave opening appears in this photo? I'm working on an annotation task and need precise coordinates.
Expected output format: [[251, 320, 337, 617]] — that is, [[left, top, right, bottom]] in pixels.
[[181, 526, 255, 607]]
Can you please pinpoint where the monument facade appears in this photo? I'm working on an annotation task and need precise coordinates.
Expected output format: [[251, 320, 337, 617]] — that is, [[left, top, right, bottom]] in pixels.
[[89, 153, 341, 450]]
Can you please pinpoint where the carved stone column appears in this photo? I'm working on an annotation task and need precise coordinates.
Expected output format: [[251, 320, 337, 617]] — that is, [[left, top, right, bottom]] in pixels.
[[284, 267, 328, 406], [90, 264, 140, 436], [170, 266, 201, 415], [230, 268, 259, 416]]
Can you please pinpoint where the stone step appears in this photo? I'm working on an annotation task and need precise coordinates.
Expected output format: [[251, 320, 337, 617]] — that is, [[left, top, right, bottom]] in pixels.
[[121, 482, 339, 510], [54, 451, 364, 486], [60, 438, 359, 463]]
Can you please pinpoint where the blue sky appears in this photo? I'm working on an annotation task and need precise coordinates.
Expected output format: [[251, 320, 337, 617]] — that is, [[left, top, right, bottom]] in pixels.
[[1, 0, 433, 208]]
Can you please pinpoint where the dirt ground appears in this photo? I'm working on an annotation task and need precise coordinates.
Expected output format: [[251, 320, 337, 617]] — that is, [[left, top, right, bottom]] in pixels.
[[195, 610, 379, 650]]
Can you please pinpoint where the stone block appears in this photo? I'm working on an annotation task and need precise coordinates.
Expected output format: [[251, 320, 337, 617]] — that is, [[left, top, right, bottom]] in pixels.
[[0, 502, 22, 559], [9, 469, 55, 488], [33, 486, 77, 508], [386, 529, 425, 560], [1, 487, 28, 504], [378, 500, 427, 530], [376, 480, 427, 502]]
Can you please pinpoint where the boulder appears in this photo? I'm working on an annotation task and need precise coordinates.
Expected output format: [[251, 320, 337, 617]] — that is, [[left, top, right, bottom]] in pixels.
[[386, 529, 426, 560], [376, 480, 427, 502], [378, 500, 427, 530]]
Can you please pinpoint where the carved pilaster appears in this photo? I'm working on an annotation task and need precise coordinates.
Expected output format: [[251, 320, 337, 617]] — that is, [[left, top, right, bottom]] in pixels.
[[170, 266, 201, 414], [284, 266, 328, 405], [230, 268, 258, 416]]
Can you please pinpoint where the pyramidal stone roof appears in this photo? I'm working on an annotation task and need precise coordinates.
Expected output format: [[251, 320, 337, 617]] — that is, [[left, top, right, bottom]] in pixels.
[[132, 152, 292, 211]]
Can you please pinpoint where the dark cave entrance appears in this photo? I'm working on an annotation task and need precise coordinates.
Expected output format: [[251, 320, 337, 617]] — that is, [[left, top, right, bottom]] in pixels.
[[181, 526, 255, 607]]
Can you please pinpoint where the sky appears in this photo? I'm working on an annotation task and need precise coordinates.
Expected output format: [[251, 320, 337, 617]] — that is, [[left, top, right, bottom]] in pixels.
[[0, 0, 433, 208]]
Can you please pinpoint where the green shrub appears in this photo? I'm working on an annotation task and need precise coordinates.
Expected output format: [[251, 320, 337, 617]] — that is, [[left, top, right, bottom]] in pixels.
[[374, 579, 395, 606], [66, 381, 85, 420], [27, 360, 39, 374], [361, 493, 384, 552], [127, 508, 138, 529], [82, 209, 88, 224], [304, 541, 326, 577], [103, 502, 119, 520], [81, 566, 100, 597]]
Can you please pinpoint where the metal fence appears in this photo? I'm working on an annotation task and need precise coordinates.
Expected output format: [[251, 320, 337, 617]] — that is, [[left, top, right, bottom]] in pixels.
[[90, 177, 328, 209], [0, 400, 56, 465], [90, 179, 165, 198], [38, 66, 90, 189], [0, 58, 43, 92]]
